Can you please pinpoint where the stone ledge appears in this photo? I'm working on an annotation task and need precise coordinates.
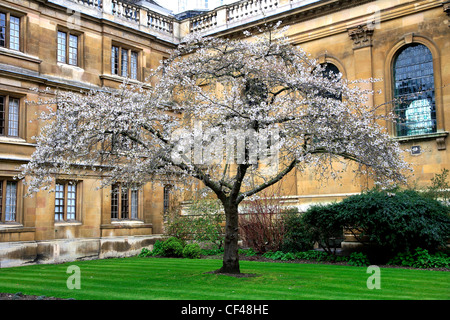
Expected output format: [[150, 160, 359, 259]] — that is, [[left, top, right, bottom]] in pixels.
[[393, 131, 449, 143]]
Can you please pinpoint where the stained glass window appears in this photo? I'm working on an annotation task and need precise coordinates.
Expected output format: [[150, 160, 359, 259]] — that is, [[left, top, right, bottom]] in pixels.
[[393, 44, 436, 137]]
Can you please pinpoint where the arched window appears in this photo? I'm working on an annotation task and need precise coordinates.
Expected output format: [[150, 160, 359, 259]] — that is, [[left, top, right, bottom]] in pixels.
[[393, 44, 436, 137], [322, 63, 341, 80], [320, 63, 342, 100]]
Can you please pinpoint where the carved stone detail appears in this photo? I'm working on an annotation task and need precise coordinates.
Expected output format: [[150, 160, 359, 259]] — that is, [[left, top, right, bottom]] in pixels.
[[444, 1, 450, 15], [444, 1, 450, 27], [348, 24, 375, 49], [437, 137, 447, 151]]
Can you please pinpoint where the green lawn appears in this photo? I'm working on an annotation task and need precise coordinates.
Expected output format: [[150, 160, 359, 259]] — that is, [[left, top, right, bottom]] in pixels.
[[0, 257, 448, 300]]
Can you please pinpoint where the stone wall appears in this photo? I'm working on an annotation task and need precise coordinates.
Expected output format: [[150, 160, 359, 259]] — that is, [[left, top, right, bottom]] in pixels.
[[0, 235, 161, 268]]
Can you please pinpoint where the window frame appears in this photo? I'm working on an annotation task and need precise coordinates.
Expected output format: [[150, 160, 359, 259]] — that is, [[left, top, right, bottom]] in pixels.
[[54, 180, 80, 223], [0, 11, 21, 51], [163, 185, 171, 214], [392, 43, 436, 138], [385, 36, 444, 141], [111, 184, 140, 220], [0, 179, 18, 223], [111, 44, 140, 80], [56, 28, 80, 67], [0, 94, 21, 138]]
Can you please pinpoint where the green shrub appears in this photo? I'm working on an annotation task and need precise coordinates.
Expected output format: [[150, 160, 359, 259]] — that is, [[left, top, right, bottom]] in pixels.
[[262, 251, 289, 260], [239, 248, 258, 256], [161, 237, 184, 257], [303, 189, 450, 260], [281, 212, 315, 253], [295, 250, 329, 262], [138, 248, 152, 257], [388, 248, 450, 269], [281, 252, 296, 261], [301, 205, 344, 255], [182, 243, 202, 259], [347, 252, 370, 267], [138, 240, 165, 257], [339, 189, 450, 254], [201, 247, 224, 256]]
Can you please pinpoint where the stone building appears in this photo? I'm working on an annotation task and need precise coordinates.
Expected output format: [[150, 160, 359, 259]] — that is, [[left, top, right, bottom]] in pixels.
[[0, 0, 449, 267]]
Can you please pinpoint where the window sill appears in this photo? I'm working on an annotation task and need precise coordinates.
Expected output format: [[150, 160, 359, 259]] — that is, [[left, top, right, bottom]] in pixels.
[[0, 222, 23, 230], [99, 74, 151, 88], [54, 221, 82, 227], [0, 47, 42, 64], [57, 62, 84, 71], [0, 136, 32, 145], [101, 220, 152, 229], [393, 131, 449, 143], [111, 219, 144, 225]]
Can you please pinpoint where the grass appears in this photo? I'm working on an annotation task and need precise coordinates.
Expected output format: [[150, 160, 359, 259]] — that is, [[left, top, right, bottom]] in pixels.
[[0, 257, 448, 300]]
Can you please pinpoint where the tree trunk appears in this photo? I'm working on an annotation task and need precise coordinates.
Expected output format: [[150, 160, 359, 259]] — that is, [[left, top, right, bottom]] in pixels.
[[217, 200, 241, 274]]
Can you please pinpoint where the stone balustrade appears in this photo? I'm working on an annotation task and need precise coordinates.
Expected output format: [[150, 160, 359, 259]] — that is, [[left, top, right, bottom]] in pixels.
[[227, 0, 279, 23], [111, 0, 140, 22], [148, 11, 174, 34], [57, 0, 319, 42], [190, 11, 218, 33], [72, 0, 102, 8]]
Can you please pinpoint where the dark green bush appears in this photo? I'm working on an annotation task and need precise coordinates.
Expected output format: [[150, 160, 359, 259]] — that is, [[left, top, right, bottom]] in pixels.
[[303, 189, 450, 260], [281, 212, 315, 253], [182, 243, 202, 259], [161, 237, 184, 257], [338, 189, 450, 254], [301, 204, 344, 255]]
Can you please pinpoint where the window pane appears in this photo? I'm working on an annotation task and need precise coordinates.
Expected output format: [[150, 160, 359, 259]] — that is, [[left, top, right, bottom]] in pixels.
[[68, 34, 78, 66], [0, 13, 5, 47], [55, 183, 65, 222], [0, 96, 4, 135], [5, 181, 17, 221], [130, 190, 138, 219], [57, 31, 67, 63], [121, 188, 129, 219], [130, 51, 138, 80], [8, 98, 19, 136], [67, 183, 76, 220], [9, 16, 20, 50], [111, 46, 119, 75], [394, 44, 436, 137], [111, 184, 119, 219], [121, 49, 128, 77], [163, 186, 170, 213]]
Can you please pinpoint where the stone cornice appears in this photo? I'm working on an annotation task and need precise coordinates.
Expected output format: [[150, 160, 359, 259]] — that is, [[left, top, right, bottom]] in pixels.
[[287, 0, 443, 45]]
